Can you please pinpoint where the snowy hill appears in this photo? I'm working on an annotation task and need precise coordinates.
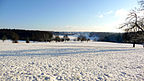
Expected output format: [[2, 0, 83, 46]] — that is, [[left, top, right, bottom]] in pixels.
[[0, 41, 144, 80]]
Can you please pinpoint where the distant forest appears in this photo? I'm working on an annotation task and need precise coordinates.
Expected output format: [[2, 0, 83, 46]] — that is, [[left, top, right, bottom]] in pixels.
[[0, 29, 143, 44], [0, 29, 53, 42]]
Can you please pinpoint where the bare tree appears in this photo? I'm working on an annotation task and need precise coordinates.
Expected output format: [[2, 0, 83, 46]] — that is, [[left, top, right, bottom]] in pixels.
[[120, 0, 144, 47], [120, 10, 144, 32]]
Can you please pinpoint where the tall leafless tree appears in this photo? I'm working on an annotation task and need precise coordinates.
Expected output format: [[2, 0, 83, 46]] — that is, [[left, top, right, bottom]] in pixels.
[[120, 0, 144, 47]]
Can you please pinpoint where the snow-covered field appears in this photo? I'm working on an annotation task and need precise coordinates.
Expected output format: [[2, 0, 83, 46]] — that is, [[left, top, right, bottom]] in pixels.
[[0, 41, 144, 81]]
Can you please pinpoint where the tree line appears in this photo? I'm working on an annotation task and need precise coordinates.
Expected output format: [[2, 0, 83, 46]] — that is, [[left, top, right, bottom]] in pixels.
[[1, 28, 143, 45], [0, 29, 90, 43], [0, 29, 53, 43]]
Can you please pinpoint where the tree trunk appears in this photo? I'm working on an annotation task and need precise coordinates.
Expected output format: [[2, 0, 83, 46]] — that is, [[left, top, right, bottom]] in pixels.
[[133, 42, 135, 47]]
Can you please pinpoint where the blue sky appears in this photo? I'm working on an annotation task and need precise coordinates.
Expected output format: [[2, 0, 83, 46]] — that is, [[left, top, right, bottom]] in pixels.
[[0, 0, 138, 32]]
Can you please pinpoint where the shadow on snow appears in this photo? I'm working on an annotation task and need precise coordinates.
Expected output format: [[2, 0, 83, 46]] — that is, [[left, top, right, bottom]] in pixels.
[[0, 48, 134, 56]]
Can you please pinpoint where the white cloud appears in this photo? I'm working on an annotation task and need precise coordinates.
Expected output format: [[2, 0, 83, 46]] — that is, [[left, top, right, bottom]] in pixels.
[[115, 9, 129, 18], [113, 9, 129, 27], [106, 10, 113, 15], [100, 9, 129, 32], [98, 14, 104, 18], [49, 9, 130, 32], [48, 24, 122, 32], [97, 10, 113, 19]]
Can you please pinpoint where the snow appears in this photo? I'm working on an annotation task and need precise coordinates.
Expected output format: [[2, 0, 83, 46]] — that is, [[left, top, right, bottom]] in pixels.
[[59, 34, 78, 41], [58, 32, 99, 41], [0, 40, 144, 81]]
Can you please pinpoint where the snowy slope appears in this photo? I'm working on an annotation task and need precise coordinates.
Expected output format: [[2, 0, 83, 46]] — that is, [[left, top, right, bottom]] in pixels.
[[0, 41, 144, 81]]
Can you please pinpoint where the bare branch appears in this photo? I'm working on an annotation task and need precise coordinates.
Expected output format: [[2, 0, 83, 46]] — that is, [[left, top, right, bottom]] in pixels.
[[119, 8, 144, 32]]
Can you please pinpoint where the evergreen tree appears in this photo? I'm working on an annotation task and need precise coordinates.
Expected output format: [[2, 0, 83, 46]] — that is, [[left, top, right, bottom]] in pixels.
[[2, 35, 7, 42], [11, 32, 19, 43]]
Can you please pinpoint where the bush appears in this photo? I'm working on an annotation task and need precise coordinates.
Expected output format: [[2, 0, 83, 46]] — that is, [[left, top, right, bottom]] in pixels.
[[26, 38, 30, 43], [63, 35, 70, 42], [87, 39, 90, 42], [55, 36, 61, 42], [77, 35, 87, 42], [12, 40, 18, 43]]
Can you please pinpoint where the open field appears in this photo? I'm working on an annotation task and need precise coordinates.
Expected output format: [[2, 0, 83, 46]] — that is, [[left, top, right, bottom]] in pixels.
[[0, 41, 144, 81]]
